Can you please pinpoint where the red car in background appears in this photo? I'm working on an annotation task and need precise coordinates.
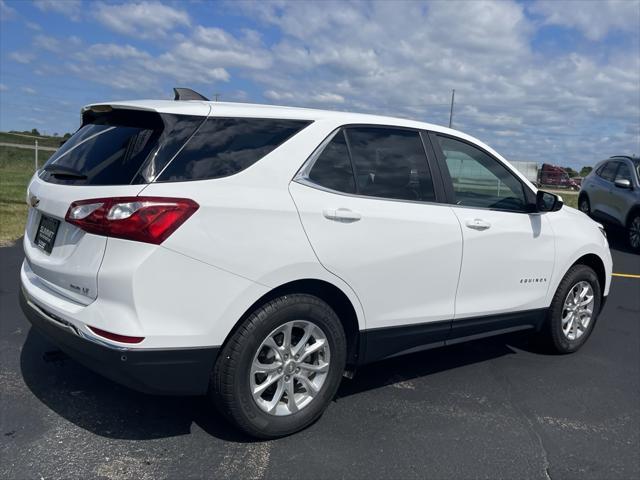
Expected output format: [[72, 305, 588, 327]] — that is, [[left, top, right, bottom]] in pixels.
[[538, 163, 581, 190]]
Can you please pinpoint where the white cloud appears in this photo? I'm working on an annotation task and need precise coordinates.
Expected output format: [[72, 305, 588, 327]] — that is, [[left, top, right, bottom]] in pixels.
[[94, 1, 190, 39], [85, 43, 150, 60], [241, 0, 639, 163], [0, 83, 8, 91], [9, 0, 639, 166], [34, 0, 82, 21], [9, 52, 36, 64], [26, 21, 42, 31], [0, 0, 16, 21], [530, 0, 640, 41], [33, 34, 62, 52], [21, 86, 37, 95]]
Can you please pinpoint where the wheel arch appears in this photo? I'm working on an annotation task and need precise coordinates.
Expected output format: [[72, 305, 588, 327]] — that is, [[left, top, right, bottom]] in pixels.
[[578, 191, 589, 207], [625, 204, 640, 227], [221, 278, 362, 367], [572, 253, 606, 298]]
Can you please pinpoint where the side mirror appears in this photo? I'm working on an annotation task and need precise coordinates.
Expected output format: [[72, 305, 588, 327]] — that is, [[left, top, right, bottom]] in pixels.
[[614, 178, 632, 189], [536, 190, 563, 212]]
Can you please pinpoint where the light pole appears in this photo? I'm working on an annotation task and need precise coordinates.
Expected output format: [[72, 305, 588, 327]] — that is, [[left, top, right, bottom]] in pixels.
[[448, 89, 455, 128]]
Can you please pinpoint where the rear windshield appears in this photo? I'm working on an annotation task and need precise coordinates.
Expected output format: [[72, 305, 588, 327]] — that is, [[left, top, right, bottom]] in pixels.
[[157, 117, 311, 182], [40, 109, 204, 185]]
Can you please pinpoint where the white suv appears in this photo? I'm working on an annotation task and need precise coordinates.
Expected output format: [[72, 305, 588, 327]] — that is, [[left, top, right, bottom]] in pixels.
[[20, 91, 612, 438]]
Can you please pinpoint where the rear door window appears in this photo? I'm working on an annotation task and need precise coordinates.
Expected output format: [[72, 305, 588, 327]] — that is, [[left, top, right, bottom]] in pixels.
[[157, 118, 311, 182], [345, 127, 436, 202], [40, 110, 203, 185]]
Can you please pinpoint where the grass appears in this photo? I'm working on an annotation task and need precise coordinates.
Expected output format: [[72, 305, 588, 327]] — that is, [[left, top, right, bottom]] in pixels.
[[544, 188, 578, 209], [0, 146, 51, 246], [0, 131, 63, 148]]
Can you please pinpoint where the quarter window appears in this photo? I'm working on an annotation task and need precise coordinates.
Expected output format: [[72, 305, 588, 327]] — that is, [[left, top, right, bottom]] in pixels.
[[345, 127, 436, 202], [436, 135, 527, 212], [307, 131, 356, 194], [158, 117, 311, 182]]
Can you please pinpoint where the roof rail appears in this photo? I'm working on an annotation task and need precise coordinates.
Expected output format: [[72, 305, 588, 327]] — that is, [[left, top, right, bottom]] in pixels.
[[609, 155, 635, 160], [173, 88, 209, 101]]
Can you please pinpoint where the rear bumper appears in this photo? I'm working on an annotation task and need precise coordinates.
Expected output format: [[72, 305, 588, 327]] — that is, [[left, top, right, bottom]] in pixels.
[[20, 288, 219, 395]]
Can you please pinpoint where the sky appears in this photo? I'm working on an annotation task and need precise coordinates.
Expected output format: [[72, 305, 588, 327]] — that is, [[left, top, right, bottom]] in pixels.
[[0, 0, 638, 169]]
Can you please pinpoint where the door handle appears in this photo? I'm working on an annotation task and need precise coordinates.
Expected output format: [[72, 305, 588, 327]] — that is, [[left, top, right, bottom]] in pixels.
[[323, 208, 362, 223], [465, 218, 491, 230]]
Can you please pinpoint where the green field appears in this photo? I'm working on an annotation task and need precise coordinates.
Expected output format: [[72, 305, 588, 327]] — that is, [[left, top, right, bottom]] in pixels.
[[0, 131, 64, 149], [545, 188, 578, 209], [0, 146, 52, 246]]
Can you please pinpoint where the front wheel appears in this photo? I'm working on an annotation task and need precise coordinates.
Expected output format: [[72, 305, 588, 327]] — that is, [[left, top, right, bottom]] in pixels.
[[578, 195, 590, 215], [628, 212, 640, 250], [211, 294, 346, 438], [541, 265, 601, 354]]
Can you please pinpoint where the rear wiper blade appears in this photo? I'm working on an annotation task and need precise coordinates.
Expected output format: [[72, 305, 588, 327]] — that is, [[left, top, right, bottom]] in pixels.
[[43, 165, 87, 179]]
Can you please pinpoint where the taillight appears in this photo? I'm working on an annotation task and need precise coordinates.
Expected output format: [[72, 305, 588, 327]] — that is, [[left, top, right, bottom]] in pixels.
[[65, 196, 198, 244]]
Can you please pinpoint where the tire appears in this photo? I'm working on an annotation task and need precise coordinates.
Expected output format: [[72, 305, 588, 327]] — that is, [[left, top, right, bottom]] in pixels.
[[627, 212, 640, 251], [211, 294, 347, 438], [541, 264, 601, 354], [578, 194, 590, 215]]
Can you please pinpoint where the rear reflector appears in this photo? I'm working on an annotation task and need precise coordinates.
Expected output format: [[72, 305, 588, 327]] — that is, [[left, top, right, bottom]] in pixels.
[[65, 196, 198, 244], [88, 326, 144, 344]]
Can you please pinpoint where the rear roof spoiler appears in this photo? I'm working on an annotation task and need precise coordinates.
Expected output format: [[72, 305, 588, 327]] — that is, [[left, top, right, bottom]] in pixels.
[[173, 88, 209, 101]]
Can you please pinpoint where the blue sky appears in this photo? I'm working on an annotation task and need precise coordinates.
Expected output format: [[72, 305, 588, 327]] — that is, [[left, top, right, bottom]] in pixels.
[[1, 0, 638, 168]]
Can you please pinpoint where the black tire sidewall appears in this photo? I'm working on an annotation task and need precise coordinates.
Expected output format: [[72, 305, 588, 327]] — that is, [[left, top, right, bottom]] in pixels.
[[215, 295, 346, 438], [579, 195, 590, 214], [548, 266, 601, 353], [628, 213, 640, 250]]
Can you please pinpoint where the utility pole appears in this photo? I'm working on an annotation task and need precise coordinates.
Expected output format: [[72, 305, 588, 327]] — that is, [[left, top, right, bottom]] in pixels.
[[448, 89, 455, 128], [34, 140, 38, 172], [214, 93, 221, 102]]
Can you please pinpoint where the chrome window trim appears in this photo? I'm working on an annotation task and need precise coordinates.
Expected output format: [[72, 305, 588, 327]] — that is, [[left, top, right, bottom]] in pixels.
[[293, 177, 450, 208]]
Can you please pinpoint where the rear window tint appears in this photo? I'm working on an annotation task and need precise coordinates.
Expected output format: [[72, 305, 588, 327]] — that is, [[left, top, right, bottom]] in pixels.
[[346, 127, 436, 202], [308, 131, 356, 193], [157, 118, 311, 182], [40, 110, 203, 185]]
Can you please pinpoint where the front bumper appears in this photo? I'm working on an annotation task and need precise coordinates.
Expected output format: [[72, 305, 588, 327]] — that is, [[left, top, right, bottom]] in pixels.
[[20, 288, 219, 395]]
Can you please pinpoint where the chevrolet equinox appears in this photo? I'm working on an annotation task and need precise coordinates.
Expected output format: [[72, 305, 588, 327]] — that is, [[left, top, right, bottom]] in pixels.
[[20, 89, 612, 438]]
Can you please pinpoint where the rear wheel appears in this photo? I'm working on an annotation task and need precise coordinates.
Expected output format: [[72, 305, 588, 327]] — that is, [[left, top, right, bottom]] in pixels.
[[628, 212, 640, 250], [211, 294, 346, 438], [541, 265, 601, 354], [578, 195, 590, 215]]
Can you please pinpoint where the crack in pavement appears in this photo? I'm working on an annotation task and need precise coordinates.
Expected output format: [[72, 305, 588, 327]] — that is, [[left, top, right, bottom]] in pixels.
[[489, 363, 553, 480]]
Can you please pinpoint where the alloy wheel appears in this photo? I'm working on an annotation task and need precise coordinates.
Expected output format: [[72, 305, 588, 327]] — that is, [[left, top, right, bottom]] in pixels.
[[561, 281, 595, 341], [250, 320, 331, 416]]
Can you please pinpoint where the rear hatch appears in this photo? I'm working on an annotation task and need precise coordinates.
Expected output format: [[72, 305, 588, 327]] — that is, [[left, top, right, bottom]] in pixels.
[[24, 105, 207, 304]]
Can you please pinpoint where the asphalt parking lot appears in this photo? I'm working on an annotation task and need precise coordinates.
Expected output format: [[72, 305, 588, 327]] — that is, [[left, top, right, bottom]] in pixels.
[[1, 231, 638, 480]]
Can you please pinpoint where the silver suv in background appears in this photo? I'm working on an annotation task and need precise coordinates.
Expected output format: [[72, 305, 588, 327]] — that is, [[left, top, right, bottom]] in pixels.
[[579, 156, 640, 250]]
